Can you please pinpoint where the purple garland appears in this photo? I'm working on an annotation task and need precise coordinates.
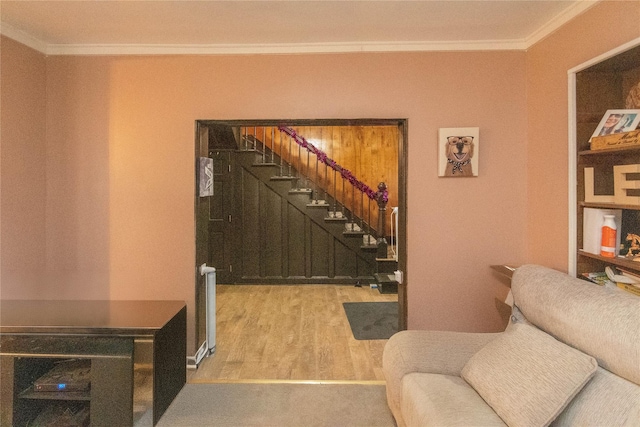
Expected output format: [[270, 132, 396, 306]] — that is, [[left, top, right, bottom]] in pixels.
[[278, 126, 389, 203]]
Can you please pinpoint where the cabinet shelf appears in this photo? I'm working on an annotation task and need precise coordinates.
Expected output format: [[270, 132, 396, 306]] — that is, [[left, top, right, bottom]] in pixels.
[[19, 387, 90, 401], [578, 250, 640, 272]]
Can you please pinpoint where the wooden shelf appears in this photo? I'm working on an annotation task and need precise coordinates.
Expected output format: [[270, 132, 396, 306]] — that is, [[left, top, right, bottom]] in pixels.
[[579, 145, 640, 156], [578, 250, 640, 272], [580, 202, 640, 211]]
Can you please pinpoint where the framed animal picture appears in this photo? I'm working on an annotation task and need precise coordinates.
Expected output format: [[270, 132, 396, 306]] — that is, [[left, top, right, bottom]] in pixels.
[[438, 127, 479, 177]]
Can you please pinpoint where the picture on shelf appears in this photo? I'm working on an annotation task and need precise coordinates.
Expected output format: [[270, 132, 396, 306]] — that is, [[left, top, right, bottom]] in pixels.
[[590, 109, 640, 141]]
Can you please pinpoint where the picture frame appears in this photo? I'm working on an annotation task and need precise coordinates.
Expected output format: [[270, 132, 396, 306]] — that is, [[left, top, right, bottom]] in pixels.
[[438, 127, 479, 177], [198, 157, 214, 197], [590, 109, 640, 141]]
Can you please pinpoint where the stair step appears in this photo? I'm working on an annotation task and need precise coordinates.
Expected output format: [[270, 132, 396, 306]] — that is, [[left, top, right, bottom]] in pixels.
[[374, 273, 399, 294], [345, 223, 363, 232], [307, 200, 330, 208], [289, 188, 312, 195], [365, 235, 377, 243], [325, 216, 348, 222], [271, 175, 297, 181], [253, 162, 278, 167], [376, 258, 398, 273], [361, 234, 378, 250]]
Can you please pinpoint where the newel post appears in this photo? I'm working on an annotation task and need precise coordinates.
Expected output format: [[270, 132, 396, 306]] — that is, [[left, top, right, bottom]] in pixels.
[[376, 182, 388, 258]]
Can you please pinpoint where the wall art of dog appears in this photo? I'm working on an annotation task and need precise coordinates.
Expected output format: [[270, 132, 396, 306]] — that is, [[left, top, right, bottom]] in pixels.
[[444, 136, 474, 176], [438, 127, 479, 177]]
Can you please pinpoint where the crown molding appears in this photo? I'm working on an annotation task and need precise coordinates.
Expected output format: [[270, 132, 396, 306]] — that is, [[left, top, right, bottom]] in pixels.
[[0, 21, 48, 53], [0, 1, 599, 56], [43, 39, 526, 56], [524, 0, 599, 49]]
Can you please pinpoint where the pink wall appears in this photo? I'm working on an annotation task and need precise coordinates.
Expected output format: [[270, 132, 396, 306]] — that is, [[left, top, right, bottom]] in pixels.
[[2, 48, 527, 348], [1, 37, 47, 297], [526, 1, 640, 271], [3, 2, 638, 351]]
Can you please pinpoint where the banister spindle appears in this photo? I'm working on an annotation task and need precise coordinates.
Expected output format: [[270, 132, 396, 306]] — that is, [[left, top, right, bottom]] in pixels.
[[333, 168, 337, 214], [271, 127, 282, 163], [253, 126, 257, 150], [279, 128, 284, 176], [351, 184, 354, 225], [368, 197, 372, 238], [262, 127, 266, 163], [288, 135, 292, 176], [307, 150, 310, 191], [361, 191, 364, 230], [341, 176, 345, 217], [315, 157, 319, 202]]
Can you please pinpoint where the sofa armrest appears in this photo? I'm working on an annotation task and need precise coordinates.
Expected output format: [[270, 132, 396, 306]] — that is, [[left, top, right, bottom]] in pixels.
[[382, 330, 501, 425]]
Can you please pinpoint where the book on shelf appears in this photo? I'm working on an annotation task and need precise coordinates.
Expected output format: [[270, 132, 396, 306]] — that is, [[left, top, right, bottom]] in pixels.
[[581, 269, 640, 297], [581, 272, 610, 286], [618, 267, 640, 282], [617, 282, 640, 297]]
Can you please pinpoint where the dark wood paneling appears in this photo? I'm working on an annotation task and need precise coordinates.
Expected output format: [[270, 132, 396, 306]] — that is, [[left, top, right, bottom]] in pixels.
[[210, 230, 225, 268], [262, 184, 283, 277], [310, 221, 329, 277], [235, 158, 377, 283], [334, 240, 355, 277], [288, 205, 306, 277], [241, 170, 261, 277]]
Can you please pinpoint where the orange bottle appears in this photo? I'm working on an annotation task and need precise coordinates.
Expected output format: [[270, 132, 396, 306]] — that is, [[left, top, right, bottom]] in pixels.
[[600, 215, 617, 258]]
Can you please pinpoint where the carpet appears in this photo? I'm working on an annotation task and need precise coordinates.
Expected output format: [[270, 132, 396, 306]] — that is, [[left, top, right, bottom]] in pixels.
[[343, 302, 398, 340], [156, 382, 395, 426]]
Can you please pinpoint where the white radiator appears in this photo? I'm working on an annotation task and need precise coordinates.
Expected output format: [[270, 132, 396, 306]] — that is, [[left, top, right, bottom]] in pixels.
[[188, 264, 216, 368]]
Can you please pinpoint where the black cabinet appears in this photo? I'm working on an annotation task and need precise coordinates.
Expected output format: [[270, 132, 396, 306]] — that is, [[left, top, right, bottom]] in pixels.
[[1, 336, 133, 426], [0, 300, 186, 426]]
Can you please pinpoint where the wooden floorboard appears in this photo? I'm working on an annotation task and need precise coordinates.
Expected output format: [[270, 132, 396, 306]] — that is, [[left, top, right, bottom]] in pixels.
[[189, 284, 397, 382]]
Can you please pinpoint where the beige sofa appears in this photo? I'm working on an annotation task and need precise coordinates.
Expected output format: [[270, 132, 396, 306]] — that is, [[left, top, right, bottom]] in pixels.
[[382, 264, 640, 426]]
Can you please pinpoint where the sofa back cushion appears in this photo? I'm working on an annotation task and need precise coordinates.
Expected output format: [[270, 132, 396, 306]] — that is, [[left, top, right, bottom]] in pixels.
[[462, 323, 597, 427], [512, 264, 640, 385], [551, 367, 640, 426]]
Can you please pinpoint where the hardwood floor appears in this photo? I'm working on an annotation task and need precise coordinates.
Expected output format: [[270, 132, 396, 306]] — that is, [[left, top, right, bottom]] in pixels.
[[189, 284, 397, 383]]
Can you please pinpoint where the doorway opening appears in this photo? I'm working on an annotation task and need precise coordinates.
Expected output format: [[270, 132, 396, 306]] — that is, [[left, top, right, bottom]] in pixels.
[[193, 119, 408, 380]]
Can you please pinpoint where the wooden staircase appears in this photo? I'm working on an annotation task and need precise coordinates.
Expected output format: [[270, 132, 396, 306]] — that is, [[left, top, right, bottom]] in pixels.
[[234, 146, 396, 292]]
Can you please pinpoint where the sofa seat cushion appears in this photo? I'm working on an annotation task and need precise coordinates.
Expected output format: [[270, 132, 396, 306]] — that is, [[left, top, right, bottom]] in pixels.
[[462, 323, 597, 427], [401, 373, 507, 427]]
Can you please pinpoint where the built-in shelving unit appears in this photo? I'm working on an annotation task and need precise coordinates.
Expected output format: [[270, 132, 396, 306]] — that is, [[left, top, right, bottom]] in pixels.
[[572, 42, 640, 281]]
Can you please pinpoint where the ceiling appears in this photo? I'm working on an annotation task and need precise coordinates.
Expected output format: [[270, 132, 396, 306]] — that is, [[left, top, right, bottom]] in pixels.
[[0, 1, 597, 55]]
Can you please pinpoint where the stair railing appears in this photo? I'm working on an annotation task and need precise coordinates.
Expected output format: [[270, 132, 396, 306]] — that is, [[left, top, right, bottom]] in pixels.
[[278, 126, 389, 243], [238, 125, 389, 245]]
